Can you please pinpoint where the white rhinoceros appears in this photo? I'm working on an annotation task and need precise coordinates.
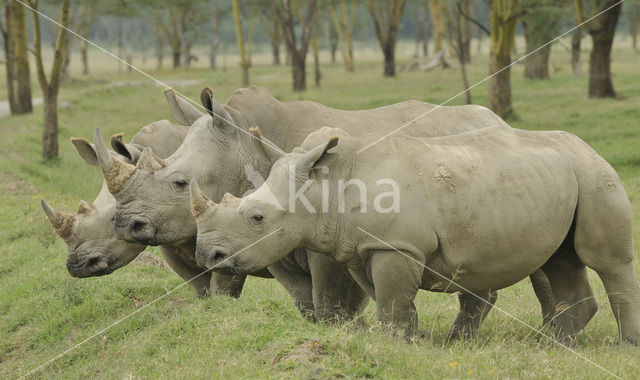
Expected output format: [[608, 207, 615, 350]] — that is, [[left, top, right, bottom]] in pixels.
[[93, 86, 559, 332], [192, 125, 640, 344], [42, 121, 189, 278]]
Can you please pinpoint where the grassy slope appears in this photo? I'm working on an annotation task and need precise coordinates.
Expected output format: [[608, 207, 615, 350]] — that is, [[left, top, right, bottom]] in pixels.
[[1, 46, 639, 379]]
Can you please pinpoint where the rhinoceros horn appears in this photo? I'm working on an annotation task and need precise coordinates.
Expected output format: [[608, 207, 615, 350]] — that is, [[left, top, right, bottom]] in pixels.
[[94, 127, 136, 194], [136, 147, 166, 172], [164, 87, 204, 126], [249, 126, 284, 164], [190, 179, 214, 218], [41, 199, 75, 240]]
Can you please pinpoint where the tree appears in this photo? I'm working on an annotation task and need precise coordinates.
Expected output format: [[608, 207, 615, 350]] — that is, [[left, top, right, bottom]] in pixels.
[[232, 0, 250, 86], [77, 1, 95, 75], [428, 0, 446, 53], [272, 0, 318, 92], [28, 0, 71, 159], [522, 2, 563, 79], [444, 1, 472, 104], [367, 0, 407, 77], [259, 3, 283, 65], [575, 0, 623, 98], [488, 0, 523, 119], [3, 2, 32, 115], [311, 8, 321, 86], [330, 0, 356, 72], [571, 28, 582, 76], [413, 2, 430, 57], [629, 1, 639, 49]]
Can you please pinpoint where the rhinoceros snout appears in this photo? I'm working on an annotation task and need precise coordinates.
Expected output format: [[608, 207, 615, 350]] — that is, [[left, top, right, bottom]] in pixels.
[[196, 244, 234, 272], [66, 253, 111, 278]]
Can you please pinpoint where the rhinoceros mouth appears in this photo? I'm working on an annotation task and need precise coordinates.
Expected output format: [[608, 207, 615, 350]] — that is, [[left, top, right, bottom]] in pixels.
[[66, 253, 113, 278]]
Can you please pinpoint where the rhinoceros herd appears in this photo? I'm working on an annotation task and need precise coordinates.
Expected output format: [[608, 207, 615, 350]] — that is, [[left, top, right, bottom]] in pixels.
[[42, 86, 640, 344]]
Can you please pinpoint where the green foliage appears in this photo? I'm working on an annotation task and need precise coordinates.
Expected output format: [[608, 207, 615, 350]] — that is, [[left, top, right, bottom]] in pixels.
[[1, 46, 639, 378]]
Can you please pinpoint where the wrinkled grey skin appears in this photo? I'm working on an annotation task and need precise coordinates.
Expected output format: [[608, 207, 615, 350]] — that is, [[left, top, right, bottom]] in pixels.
[[98, 86, 555, 327], [41, 120, 188, 278], [198, 126, 640, 344]]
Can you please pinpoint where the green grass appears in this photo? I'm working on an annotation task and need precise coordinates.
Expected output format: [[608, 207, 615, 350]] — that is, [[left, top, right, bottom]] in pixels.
[[1, 44, 639, 379]]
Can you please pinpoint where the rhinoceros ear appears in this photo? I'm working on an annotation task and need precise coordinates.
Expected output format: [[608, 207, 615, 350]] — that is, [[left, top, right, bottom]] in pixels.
[[164, 87, 204, 126], [190, 179, 214, 218], [110, 133, 142, 163], [296, 137, 340, 174], [71, 137, 99, 166], [249, 126, 285, 164], [201, 86, 235, 134]]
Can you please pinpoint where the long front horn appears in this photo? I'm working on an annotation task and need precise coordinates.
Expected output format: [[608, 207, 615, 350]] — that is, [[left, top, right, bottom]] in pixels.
[[94, 127, 136, 194], [41, 199, 75, 240]]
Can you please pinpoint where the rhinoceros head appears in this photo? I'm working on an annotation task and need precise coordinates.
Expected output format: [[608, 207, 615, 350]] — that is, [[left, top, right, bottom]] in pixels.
[[41, 136, 147, 277], [191, 127, 349, 274], [97, 87, 271, 247]]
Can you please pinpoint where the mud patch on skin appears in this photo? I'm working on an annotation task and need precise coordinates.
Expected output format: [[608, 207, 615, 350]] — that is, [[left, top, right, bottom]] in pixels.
[[434, 163, 455, 191], [275, 340, 327, 365], [132, 251, 169, 270]]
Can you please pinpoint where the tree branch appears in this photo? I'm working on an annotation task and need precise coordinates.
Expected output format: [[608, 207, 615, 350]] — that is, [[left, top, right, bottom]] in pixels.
[[456, 0, 490, 36]]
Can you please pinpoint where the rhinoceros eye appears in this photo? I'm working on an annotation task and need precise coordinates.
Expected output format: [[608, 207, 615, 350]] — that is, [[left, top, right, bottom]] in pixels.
[[247, 208, 265, 226]]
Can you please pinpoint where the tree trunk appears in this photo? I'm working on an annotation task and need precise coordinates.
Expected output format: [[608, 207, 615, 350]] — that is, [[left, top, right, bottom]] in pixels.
[[312, 12, 320, 87], [488, 0, 518, 119], [291, 51, 306, 91], [586, 1, 621, 98], [11, 2, 32, 114], [461, 0, 471, 63], [172, 50, 180, 68], [155, 21, 164, 70], [271, 41, 281, 65], [117, 18, 124, 72], [523, 22, 551, 79], [489, 49, 512, 118], [42, 92, 59, 159], [571, 29, 582, 76], [210, 2, 220, 70], [232, 0, 249, 87], [80, 41, 89, 74], [382, 41, 396, 77], [4, 4, 18, 114], [429, 0, 445, 53]]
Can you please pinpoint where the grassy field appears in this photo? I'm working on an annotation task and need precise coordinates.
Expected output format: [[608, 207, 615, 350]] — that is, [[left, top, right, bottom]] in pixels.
[[1, 41, 639, 379]]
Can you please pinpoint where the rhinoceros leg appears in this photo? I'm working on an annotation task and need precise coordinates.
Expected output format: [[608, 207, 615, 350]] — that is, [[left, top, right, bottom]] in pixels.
[[307, 251, 369, 323], [445, 290, 497, 340], [540, 243, 597, 343], [159, 246, 211, 297], [369, 250, 422, 337], [267, 257, 316, 321], [445, 294, 493, 342], [529, 269, 557, 326], [209, 273, 247, 298], [571, 189, 640, 345]]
